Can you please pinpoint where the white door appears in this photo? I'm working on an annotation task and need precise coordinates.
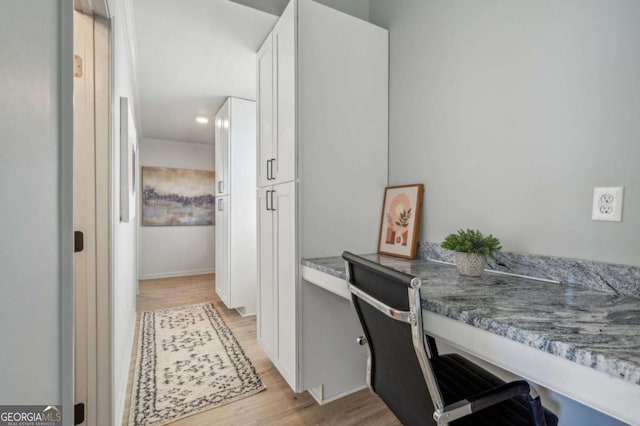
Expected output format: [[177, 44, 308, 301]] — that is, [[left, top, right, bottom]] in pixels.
[[222, 101, 231, 195], [216, 100, 230, 196], [73, 11, 96, 426], [273, 181, 297, 390], [257, 34, 274, 188], [215, 110, 222, 194], [215, 195, 230, 304], [273, 2, 296, 185], [257, 187, 275, 358]]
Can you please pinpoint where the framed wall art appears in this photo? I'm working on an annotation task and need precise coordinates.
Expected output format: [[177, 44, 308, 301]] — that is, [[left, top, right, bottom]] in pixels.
[[141, 167, 215, 226], [378, 184, 424, 259]]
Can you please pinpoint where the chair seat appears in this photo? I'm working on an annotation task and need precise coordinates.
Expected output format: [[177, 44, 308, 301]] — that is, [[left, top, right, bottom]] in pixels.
[[433, 354, 558, 426]]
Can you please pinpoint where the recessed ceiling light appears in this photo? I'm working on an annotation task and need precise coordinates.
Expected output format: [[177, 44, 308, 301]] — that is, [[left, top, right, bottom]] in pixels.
[[195, 116, 209, 124]]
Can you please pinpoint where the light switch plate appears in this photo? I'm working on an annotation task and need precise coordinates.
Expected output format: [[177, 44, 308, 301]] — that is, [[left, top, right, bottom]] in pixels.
[[592, 187, 624, 222]]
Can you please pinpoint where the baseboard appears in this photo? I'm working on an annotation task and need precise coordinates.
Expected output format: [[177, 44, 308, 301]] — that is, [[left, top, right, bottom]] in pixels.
[[114, 313, 136, 426], [139, 268, 215, 280], [235, 307, 256, 317], [307, 384, 368, 405]]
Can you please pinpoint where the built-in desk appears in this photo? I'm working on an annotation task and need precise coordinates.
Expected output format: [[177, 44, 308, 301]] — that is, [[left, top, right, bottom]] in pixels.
[[302, 254, 640, 425]]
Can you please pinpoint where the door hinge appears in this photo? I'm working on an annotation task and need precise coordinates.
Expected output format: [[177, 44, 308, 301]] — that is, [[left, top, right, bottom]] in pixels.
[[74, 231, 84, 253], [74, 55, 83, 77], [74, 403, 85, 425]]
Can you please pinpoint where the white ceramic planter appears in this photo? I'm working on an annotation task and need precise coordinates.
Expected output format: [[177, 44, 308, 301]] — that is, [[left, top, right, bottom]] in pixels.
[[455, 252, 487, 277]]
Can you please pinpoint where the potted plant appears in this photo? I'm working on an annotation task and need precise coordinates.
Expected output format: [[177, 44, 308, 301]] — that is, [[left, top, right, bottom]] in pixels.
[[441, 229, 502, 277]]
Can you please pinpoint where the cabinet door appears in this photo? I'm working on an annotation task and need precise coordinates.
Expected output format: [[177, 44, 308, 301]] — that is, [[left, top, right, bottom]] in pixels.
[[215, 195, 230, 305], [273, 181, 297, 390], [273, 2, 296, 185], [216, 101, 230, 195], [257, 187, 275, 358], [214, 111, 222, 193], [257, 35, 274, 188]]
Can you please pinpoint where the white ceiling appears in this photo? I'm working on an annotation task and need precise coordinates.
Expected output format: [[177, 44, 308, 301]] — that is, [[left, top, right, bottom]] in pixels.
[[133, 0, 277, 144]]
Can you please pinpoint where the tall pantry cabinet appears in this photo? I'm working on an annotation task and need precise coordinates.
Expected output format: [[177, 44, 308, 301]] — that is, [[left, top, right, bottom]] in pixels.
[[256, 0, 389, 393], [214, 97, 257, 315]]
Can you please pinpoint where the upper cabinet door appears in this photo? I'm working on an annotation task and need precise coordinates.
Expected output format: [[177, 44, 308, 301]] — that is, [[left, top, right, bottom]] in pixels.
[[214, 109, 222, 193], [273, 1, 296, 185], [215, 99, 231, 195], [257, 35, 274, 188]]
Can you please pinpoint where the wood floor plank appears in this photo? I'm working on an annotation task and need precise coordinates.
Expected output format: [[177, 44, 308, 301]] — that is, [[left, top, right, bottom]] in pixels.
[[123, 274, 399, 425]]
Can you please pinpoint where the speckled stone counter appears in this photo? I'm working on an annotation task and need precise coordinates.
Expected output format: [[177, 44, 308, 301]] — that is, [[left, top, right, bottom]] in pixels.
[[301, 254, 640, 386]]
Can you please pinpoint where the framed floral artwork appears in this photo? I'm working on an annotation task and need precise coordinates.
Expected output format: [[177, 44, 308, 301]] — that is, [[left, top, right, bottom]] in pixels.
[[378, 184, 424, 259]]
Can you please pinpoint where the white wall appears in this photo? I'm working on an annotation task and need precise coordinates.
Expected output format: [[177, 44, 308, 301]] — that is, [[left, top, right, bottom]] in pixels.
[[369, 1, 639, 424], [139, 138, 215, 279], [370, 0, 640, 267], [0, 0, 68, 405], [109, 0, 140, 422]]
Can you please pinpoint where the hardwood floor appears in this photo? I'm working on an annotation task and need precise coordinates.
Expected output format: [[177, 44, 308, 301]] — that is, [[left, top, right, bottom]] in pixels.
[[123, 274, 399, 425]]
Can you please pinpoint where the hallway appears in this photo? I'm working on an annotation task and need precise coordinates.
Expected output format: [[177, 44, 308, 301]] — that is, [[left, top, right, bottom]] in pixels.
[[123, 275, 400, 425]]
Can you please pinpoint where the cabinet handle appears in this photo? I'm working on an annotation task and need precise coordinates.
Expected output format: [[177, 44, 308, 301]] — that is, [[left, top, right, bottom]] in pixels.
[[270, 190, 276, 211], [267, 159, 276, 180], [266, 190, 271, 211], [218, 198, 224, 211], [218, 180, 224, 193]]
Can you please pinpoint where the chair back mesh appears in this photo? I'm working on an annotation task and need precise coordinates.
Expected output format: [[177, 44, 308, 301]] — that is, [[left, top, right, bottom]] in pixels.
[[345, 253, 438, 426]]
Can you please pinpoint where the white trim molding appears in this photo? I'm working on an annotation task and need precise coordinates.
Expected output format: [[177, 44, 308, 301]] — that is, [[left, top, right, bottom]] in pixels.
[[60, 0, 75, 424]]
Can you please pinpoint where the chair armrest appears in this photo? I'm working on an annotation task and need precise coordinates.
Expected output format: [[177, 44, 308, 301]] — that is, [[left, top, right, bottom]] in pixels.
[[434, 381, 532, 424]]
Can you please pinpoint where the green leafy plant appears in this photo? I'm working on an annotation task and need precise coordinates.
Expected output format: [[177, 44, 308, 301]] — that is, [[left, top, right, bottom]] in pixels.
[[441, 229, 502, 259]]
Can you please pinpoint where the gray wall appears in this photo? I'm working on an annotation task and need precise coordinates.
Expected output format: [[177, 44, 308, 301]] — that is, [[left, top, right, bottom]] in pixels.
[[0, 1, 66, 403], [317, 0, 369, 21], [230, 0, 370, 21], [370, 0, 640, 267]]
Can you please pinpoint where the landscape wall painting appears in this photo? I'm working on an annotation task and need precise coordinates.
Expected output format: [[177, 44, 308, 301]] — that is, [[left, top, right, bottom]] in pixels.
[[142, 167, 215, 226]]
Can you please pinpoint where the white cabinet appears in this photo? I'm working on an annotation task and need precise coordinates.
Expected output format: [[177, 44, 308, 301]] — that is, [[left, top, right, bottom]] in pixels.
[[214, 97, 257, 314], [215, 100, 230, 196], [257, 182, 297, 389], [256, 0, 388, 395], [273, 182, 297, 384], [257, 188, 275, 358], [257, 3, 296, 187], [272, 4, 296, 185], [215, 196, 230, 305], [257, 34, 274, 188]]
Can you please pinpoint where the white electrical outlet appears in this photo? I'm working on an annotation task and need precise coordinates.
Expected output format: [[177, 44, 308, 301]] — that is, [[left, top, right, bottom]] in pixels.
[[592, 187, 624, 222]]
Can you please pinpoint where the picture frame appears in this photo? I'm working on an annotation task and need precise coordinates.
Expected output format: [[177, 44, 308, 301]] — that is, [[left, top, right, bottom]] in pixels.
[[377, 184, 424, 259], [120, 97, 137, 223], [141, 167, 216, 226]]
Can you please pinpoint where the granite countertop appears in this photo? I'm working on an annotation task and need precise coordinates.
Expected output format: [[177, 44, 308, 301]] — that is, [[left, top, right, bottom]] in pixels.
[[301, 254, 640, 386]]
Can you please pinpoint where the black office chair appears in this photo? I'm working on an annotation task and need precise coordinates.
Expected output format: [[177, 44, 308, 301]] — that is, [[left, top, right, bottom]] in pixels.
[[343, 252, 559, 426]]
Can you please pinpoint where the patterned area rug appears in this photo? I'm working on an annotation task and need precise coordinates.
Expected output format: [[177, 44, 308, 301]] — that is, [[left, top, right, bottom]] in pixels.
[[129, 303, 265, 426]]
